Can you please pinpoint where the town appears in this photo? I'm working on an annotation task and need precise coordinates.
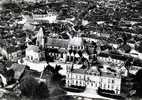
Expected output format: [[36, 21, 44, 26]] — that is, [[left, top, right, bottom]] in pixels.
[[0, 0, 142, 99]]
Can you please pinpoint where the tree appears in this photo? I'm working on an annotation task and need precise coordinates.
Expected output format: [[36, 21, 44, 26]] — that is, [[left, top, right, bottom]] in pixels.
[[124, 57, 134, 77], [134, 69, 142, 97], [19, 75, 49, 99], [51, 65, 63, 83], [136, 41, 142, 53]]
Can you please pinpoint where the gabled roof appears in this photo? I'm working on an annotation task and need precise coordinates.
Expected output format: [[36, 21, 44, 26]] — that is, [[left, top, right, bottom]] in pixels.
[[69, 37, 84, 47], [98, 53, 109, 58], [46, 38, 69, 48]]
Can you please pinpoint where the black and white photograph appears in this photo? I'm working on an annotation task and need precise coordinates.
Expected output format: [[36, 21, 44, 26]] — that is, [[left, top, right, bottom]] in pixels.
[[0, 0, 142, 99]]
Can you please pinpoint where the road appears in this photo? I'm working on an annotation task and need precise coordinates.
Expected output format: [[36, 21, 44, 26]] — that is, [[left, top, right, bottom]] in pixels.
[[67, 88, 115, 100]]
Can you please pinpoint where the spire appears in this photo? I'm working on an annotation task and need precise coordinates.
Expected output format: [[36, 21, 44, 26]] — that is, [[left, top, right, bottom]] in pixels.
[[36, 27, 45, 48], [36, 27, 44, 39]]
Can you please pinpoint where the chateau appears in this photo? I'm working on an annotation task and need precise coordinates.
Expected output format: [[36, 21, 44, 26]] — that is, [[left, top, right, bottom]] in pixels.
[[66, 65, 121, 95]]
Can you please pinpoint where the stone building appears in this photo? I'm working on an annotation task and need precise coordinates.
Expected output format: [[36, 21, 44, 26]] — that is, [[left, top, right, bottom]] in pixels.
[[66, 65, 122, 95]]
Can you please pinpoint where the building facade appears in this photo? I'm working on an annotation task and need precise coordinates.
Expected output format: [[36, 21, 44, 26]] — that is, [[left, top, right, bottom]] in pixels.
[[97, 52, 127, 66], [25, 45, 41, 62], [66, 65, 121, 95]]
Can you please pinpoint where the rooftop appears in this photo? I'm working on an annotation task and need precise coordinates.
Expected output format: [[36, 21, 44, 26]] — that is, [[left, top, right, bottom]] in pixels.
[[26, 45, 40, 52], [69, 37, 84, 47], [46, 38, 69, 48], [72, 69, 87, 74], [9, 63, 26, 80]]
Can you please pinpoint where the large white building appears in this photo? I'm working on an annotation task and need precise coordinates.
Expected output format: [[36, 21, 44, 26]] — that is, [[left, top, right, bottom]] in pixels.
[[25, 45, 41, 62], [66, 65, 121, 95]]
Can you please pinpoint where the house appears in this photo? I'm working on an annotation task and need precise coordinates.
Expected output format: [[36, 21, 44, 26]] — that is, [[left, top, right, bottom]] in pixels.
[[66, 50, 90, 64], [97, 52, 128, 66], [22, 23, 36, 31], [32, 11, 58, 23], [45, 38, 68, 62], [66, 68, 86, 87], [21, 45, 47, 72], [45, 36, 87, 63], [100, 67, 121, 94], [6, 46, 23, 62], [68, 36, 84, 51], [9, 63, 26, 80], [25, 45, 41, 63], [65, 36, 89, 63], [66, 65, 122, 95]]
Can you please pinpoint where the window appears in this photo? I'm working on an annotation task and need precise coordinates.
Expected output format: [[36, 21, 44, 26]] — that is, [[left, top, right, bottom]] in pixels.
[[76, 81, 78, 85], [79, 76, 81, 79], [31, 56, 33, 60], [100, 79, 103, 82], [76, 75, 78, 79], [108, 85, 110, 89], [91, 82, 93, 86], [111, 85, 114, 90], [115, 88, 120, 94], [108, 79, 110, 83], [104, 84, 106, 89], [79, 81, 81, 85], [112, 80, 114, 84], [100, 83, 102, 88], [95, 83, 97, 87]]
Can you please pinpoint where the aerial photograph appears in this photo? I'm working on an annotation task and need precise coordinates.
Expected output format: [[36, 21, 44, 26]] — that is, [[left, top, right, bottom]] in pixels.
[[0, 0, 142, 100]]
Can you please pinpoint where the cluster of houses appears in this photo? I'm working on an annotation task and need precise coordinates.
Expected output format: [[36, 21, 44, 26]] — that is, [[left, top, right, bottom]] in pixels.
[[1, 2, 140, 96], [13, 23, 141, 96]]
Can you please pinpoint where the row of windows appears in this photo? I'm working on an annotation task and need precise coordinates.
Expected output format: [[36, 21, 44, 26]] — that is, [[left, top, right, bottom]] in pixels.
[[98, 57, 124, 64], [26, 56, 40, 62], [100, 78, 115, 84], [67, 74, 117, 85], [68, 46, 84, 50], [71, 75, 84, 79], [66, 79, 120, 91], [66, 80, 85, 87], [100, 83, 120, 92]]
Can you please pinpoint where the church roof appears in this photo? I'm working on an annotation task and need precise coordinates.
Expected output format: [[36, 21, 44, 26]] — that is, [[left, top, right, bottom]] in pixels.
[[46, 38, 69, 48], [26, 45, 40, 52]]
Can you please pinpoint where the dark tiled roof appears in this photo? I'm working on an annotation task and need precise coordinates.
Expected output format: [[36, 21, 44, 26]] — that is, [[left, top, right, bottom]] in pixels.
[[98, 52, 129, 61], [72, 69, 87, 74], [45, 48, 59, 53], [110, 54, 128, 61], [98, 53, 109, 58], [46, 38, 69, 48]]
